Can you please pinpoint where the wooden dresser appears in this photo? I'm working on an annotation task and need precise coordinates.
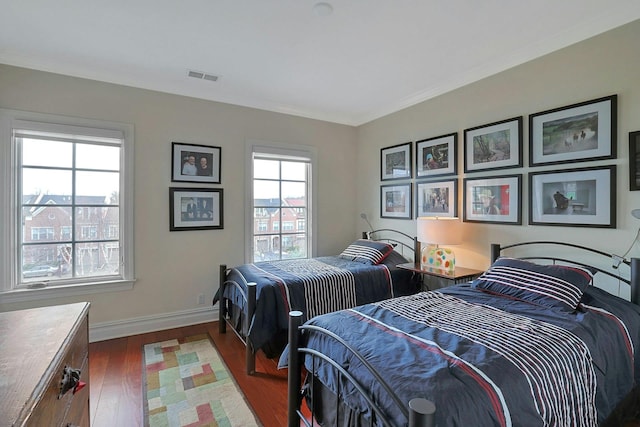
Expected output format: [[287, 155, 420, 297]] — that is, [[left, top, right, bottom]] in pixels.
[[0, 302, 90, 427]]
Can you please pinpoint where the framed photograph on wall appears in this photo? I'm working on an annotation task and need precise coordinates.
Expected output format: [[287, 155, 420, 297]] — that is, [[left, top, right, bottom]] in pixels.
[[415, 133, 457, 178], [170, 188, 224, 231], [416, 179, 457, 218], [529, 94, 617, 166], [630, 131, 640, 191], [463, 174, 522, 224], [380, 183, 412, 219], [464, 116, 522, 172], [381, 142, 412, 180], [172, 142, 221, 183], [529, 166, 615, 228]]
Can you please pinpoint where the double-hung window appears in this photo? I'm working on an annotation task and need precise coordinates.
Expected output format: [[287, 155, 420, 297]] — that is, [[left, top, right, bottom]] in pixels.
[[249, 143, 315, 263], [0, 109, 134, 301]]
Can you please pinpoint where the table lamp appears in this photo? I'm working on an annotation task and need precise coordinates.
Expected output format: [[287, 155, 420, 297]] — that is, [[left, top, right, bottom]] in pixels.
[[417, 216, 462, 273]]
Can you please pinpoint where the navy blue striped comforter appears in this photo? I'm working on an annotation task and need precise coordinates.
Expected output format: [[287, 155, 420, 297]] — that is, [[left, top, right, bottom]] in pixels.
[[221, 255, 418, 356], [297, 284, 640, 426]]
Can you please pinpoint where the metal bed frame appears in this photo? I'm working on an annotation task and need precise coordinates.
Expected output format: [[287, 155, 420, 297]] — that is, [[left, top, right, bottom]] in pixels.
[[286, 241, 640, 426]]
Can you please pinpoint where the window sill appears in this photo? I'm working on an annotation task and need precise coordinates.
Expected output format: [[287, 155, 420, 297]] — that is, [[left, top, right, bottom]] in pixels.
[[0, 279, 136, 304]]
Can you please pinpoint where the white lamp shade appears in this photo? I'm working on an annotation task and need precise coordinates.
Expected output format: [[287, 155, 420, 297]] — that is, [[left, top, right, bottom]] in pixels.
[[416, 216, 462, 245]]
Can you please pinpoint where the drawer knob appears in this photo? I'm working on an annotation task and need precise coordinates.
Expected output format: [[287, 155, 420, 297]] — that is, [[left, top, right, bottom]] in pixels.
[[58, 366, 82, 399]]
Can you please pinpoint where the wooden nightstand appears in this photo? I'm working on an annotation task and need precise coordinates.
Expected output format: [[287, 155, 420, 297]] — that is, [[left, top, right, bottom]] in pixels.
[[397, 262, 484, 290]]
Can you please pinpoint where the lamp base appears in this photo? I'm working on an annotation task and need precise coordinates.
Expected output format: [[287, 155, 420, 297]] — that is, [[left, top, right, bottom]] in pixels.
[[421, 245, 455, 273]]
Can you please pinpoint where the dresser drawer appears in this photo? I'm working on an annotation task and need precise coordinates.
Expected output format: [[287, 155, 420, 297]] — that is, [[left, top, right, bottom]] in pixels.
[[29, 318, 89, 426], [63, 352, 90, 427]]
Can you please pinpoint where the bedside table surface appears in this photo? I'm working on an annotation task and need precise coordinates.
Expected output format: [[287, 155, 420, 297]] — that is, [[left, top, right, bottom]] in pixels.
[[397, 263, 484, 280]]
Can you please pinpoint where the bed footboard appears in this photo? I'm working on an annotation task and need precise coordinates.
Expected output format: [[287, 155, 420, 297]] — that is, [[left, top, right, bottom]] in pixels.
[[287, 311, 435, 427], [218, 264, 258, 374]]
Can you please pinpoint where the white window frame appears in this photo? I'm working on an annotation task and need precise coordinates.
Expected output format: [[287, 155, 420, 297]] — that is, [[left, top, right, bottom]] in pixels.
[[0, 109, 135, 303], [245, 140, 317, 263]]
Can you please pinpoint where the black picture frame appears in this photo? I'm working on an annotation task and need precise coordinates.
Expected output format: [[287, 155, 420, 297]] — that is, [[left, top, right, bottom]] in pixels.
[[630, 131, 640, 191], [463, 174, 522, 225], [529, 166, 616, 228], [463, 116, 523, 173], [380, 183, 412, 219], [415, 179, 458, 218], [381, 142, 412, 181], [169, 188, 224, 231], [171, 142, 221, 183], [415, 133, 457, 178], [529, 95, 617, 166]]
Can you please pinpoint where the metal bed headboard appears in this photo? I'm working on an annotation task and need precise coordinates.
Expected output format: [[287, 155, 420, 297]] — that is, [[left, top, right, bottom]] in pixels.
[[364, 228, 420, 265], [491, 241, 640, 305]]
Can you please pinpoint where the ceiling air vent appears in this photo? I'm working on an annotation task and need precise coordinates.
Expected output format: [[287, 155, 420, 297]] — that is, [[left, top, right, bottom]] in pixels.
[[188, 70, 219, 82]]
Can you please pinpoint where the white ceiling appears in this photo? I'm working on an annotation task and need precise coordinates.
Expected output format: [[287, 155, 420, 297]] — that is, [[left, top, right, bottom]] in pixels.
[[2, 1, 640, 126]]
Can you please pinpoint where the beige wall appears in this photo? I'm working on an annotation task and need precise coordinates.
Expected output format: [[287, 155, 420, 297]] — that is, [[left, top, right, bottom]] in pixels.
[[0, 65, 358, 325], [356, 19, 640, 272]]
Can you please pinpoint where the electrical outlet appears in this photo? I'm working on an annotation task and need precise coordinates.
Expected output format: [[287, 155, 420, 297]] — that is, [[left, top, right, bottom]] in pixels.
[[197, 293, 205, 305]]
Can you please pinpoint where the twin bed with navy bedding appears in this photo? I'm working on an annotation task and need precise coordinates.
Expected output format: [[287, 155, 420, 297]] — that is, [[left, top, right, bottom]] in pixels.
[[283, 242, 640, 426], [214, 229, 421, 374]]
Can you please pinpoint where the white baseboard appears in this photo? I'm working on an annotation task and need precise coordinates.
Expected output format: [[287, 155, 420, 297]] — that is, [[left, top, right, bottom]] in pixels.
[[89, 306, 220, 342]]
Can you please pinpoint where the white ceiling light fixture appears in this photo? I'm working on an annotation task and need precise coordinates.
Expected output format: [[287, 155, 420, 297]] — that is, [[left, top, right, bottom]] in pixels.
[[313, 2, 333, 16], [187, 70, 220, 82]]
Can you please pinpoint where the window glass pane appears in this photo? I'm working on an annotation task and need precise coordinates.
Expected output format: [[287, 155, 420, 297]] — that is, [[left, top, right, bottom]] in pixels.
[[22, 138, 72, 168], [22, 207, 73, 243], [253, 234, 281, 261], [282, 181, 305, 201], [282, 234, 307, 259], [85, 206, 118, 240], [254, 159, 279, 179], [77, 144, 120, 170], [22, 168, 73, 197], [21, 244, 64, 281], [254, 208, 275, 235], [254, 180, 280, 205], [281, 161, 305, 181], [76, 171, 119, 201], [75, 242, 120, 277], [74, 206, 118, 241]]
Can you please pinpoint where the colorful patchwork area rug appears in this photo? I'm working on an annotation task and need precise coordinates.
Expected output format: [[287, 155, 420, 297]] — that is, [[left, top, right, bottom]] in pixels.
[[143, 334, 261, 427]]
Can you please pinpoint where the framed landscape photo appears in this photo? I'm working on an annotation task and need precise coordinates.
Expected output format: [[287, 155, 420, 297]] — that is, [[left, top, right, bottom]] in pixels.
[[529, 94, 617, 166], [415, 133, 457, 178], [464, 116, 522, 172], [381, 142, 412, 180], [529, 166, 615, 228], [170, 188, 224, 231], [172, 142, 221, 183], [463, 174, 522, 224], [380, 183, 412, 219], [630, 131, 640, 191], [416, 179, 457, 218]]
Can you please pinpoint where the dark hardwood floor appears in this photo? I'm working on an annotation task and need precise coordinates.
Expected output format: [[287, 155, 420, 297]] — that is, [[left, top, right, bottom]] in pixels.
[[90, 320, 640, 426], [89, 322, 288, 427]]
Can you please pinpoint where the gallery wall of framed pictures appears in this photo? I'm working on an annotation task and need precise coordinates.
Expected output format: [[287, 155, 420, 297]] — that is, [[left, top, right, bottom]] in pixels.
[[377, 93, 620, 228], [169, 141, 224, 231]]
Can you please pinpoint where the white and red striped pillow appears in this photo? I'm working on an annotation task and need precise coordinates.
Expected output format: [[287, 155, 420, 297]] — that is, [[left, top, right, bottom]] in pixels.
[[471, 257, 593, 311], [339, 239, 394, 265]]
